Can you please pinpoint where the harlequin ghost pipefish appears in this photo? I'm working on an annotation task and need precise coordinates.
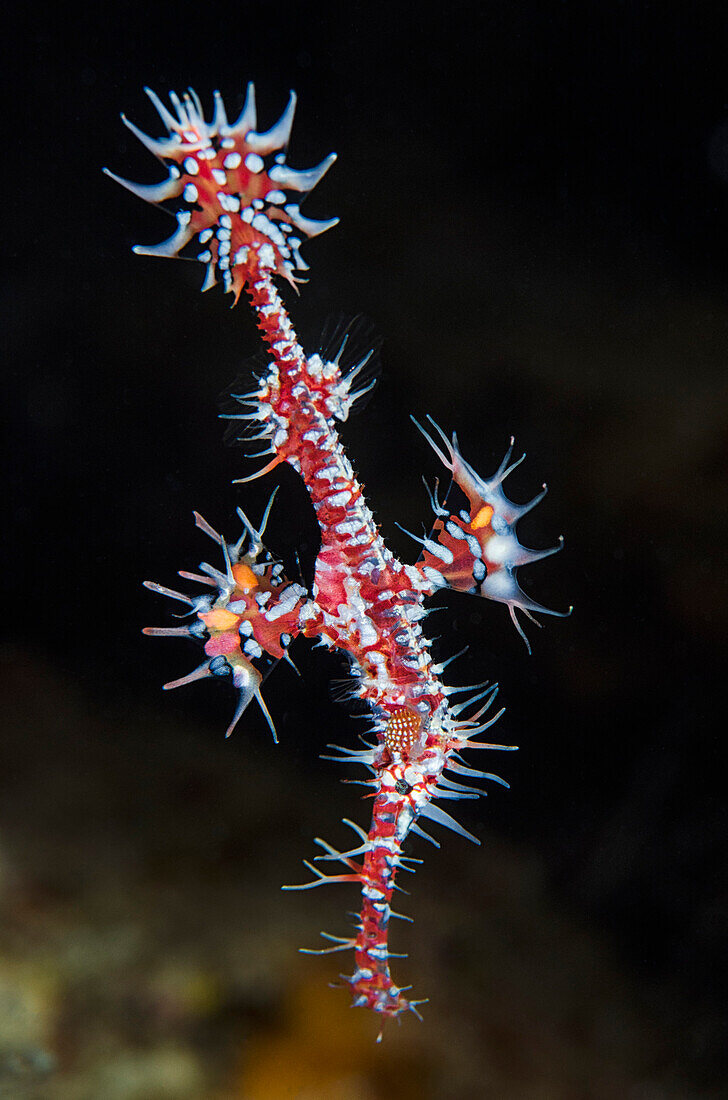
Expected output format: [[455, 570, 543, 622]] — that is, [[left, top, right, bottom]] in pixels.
[[106, 85, 569, 1029]]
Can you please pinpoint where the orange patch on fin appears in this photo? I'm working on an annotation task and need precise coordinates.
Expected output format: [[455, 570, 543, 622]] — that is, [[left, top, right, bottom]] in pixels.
[[200, 608, 241, 632], [232, 563, 258, 591], [471, 505, 494, 530]]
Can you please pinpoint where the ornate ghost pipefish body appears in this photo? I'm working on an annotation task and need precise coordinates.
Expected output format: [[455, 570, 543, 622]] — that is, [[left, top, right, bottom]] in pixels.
[[107, 84, 569, 1028]]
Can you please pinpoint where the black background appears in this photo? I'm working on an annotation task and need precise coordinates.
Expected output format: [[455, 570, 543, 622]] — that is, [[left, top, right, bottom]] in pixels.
[[3, 1, 727, 1093]]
